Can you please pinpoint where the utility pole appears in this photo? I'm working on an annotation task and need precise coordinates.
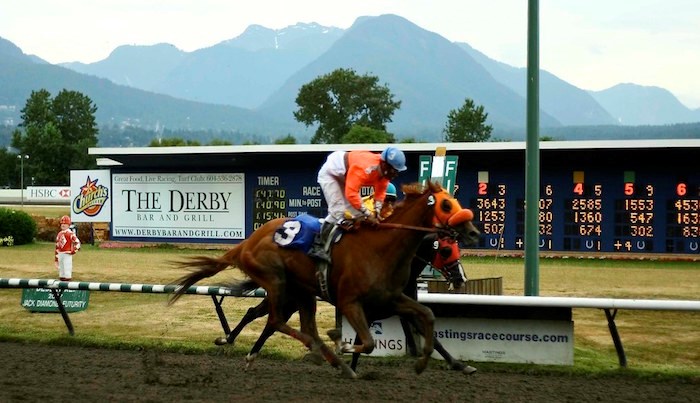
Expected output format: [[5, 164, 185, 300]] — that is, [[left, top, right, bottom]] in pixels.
[[17, 154, 29, 207]]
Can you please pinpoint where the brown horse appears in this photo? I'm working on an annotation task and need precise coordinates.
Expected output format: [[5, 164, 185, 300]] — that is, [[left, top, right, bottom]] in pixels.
[[214, 227, 479, 375], [213, 228, 479, 375], [169, 182, 474, 378]]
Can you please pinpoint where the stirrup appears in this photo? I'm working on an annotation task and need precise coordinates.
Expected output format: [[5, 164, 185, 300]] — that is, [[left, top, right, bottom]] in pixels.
[[338, 219, 356, 231]]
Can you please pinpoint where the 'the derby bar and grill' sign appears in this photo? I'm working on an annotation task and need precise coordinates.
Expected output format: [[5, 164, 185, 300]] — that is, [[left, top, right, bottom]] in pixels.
[[111, 173, 245, 241]]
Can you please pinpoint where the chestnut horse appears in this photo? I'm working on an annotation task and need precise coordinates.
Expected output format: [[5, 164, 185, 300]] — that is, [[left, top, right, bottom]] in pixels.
[[213, 229, 479, 375], [169, 182, 474, 379]]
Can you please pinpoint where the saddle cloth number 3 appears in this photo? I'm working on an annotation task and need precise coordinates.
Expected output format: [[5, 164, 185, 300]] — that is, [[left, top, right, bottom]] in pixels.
[[274, 221, 302, 246]]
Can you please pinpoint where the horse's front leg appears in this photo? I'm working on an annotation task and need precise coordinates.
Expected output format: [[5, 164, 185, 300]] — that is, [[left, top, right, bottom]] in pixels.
[[400, 317, 420, 356], [433, 339, 477, 375], [296, 296, 357, 379], [334, 302, 374, 355], [395, 294, 435, 375], [402, 314, 477, 375]]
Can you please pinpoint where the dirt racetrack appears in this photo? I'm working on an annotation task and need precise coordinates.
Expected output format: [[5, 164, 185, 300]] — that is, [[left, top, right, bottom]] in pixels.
[[1, 342, 697, 403]]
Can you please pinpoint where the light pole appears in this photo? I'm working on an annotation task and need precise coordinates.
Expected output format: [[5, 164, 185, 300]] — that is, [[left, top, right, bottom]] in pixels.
[[17, 154, 29, 206]]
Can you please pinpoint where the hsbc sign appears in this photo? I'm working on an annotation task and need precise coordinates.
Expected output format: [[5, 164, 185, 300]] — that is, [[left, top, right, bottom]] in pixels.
[[27, 186, 71, 203]]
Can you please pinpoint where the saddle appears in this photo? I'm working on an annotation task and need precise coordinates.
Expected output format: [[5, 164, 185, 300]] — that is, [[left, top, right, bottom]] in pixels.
[[273, 215, 351, 302]]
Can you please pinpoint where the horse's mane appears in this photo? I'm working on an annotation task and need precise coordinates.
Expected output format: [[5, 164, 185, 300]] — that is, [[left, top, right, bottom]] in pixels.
[[400, 181, 442, 198], [383, 181, 443, 221], [400, 182, 425, 197]]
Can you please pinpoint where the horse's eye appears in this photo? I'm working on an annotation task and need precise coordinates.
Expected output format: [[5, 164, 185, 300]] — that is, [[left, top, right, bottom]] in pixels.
[[440, 199, 453, 213]]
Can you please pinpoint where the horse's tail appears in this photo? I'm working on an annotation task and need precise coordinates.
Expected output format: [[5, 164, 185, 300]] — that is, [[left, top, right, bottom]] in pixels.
[[168, 240, 246, 305]]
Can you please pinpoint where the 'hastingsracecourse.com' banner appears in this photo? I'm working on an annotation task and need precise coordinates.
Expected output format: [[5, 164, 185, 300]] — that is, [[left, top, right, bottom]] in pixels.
[[111, 173, 245, 241]]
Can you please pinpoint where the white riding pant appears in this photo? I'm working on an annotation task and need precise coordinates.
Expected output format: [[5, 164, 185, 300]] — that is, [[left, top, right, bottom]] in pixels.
[[318, 151, 353, 224], [57, 252, 73, 280], [319, 180, 355, 224]]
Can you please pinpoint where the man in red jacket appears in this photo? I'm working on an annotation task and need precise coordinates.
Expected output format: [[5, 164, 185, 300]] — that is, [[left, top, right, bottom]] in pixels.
[[55, 215, 81, 281], [309, 146, 407, 262]]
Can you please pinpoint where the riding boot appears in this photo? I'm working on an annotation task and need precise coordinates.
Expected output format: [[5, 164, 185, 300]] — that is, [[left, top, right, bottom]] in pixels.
[[308, 221, 334, 262]]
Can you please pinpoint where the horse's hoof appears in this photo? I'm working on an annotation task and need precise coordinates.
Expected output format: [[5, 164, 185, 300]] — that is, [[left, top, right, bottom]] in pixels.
[[414, 358, 428, 375], [463, 365, 477, 375], [214, 336, 230, 346], [302, 351, 324, 366], [340, 343, 355, 354], [244, 353, 257, 371], [339, 365, 358, 379]]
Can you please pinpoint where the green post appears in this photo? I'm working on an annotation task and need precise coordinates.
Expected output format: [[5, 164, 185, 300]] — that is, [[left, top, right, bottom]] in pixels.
[[524, 0, 540, 296]]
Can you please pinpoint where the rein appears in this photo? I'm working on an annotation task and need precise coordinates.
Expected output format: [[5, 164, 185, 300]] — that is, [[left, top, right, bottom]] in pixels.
[[377, 222, 438, 233]]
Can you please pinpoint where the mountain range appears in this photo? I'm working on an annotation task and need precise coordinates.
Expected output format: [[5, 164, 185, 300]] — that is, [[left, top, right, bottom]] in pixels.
[[1, 14, 699, 144]]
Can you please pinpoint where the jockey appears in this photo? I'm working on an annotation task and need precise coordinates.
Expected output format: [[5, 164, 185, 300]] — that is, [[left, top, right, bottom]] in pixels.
[[309, 147, 407, 261], [346, 182, 398, 221], [371, 181, 398, 219]]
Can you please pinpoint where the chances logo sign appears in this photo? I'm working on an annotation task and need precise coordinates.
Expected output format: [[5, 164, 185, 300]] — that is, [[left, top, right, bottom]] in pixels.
[[70, 170, 112, 222]]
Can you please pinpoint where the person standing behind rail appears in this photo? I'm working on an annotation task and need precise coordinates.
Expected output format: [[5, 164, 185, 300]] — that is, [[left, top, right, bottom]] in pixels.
[[55, 215, 80, 281], [309, 147, 407, 262]]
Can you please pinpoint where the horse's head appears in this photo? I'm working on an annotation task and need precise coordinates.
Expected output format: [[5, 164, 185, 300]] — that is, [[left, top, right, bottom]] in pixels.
[[418, 182, 481, 247], [390, 181, 479, 250], [426, 234, 469, 292]]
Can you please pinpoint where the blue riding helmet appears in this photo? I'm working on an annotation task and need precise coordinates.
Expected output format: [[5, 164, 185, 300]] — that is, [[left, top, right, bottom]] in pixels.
[[385, 182, 397, 198], [380, 146, 407, 172]]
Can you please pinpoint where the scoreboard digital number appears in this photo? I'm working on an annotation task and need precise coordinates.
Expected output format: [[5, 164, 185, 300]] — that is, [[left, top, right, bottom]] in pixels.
[[472, 171, 507, 250], [467, 169, 699, 254], [245, 152, 697, 256], [250, 176, 325, 233], [667, 182, 700, 252], [252, 187, 286, 230], [565, 174, 603, 251], [613, 176, 655, 252]]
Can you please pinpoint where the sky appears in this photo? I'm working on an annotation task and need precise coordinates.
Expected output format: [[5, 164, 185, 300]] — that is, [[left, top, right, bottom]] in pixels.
[[2, 0, 699, 108]]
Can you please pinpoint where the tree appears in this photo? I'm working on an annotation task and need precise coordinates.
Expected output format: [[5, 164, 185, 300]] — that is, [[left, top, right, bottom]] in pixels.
[[148, 137, 200, 147], [0, 148, 16, 188], [341, 125, 395, 143], [12, 89, 98, 185], [442, 98, 493, 142], [274, 134, 297, 144], [208, 139, 233, 146], [52, 90, 99, 170], [294, 68, 401, 144]]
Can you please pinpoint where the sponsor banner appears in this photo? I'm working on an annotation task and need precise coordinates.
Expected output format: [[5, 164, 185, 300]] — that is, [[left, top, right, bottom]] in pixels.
[[70, 170, 112, 222], [27, 186, 71, 202], [111, 173, 245, 240], [21, 288, 90, 312], [432, 317, 574, 365], [342, 315, 574, 365], [341, 316, 406, 356]]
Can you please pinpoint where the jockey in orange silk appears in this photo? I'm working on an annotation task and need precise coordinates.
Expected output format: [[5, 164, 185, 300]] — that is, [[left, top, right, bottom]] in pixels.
[[310, 147, 407, 262]]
